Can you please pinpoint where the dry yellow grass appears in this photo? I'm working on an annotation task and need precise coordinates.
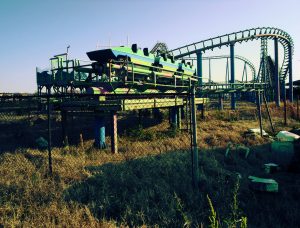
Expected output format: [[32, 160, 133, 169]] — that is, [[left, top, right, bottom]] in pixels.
[[0, 103, 299, 227]]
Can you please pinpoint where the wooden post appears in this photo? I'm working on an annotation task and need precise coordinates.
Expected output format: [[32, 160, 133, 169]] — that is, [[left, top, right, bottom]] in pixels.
[[111, 112, 118, 154]]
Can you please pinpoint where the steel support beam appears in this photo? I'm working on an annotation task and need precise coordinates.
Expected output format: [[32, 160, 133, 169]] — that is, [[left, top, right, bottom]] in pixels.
[[230, 43, 236, 110], [218, 94, 223, 110], [47, 95, 52, 175], [197, 51, 203, 86], [283, 87, 287, 126], [297, 95, 299, 120], [208, 59, 211, 83], [61, 110, 68, 146], [177, 106, 182, 129], [153, 108, 162, 122], [256, 91, 263, 137], [170, 107, 178, 129], [274, 38, 280, 107], [288, 44, 293, 102], [263, 92, 275, 133]]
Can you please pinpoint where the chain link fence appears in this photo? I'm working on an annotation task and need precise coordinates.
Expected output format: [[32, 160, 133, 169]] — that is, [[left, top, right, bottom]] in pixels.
[[0, 93, 200, 178], [2, 92, 300, 226]]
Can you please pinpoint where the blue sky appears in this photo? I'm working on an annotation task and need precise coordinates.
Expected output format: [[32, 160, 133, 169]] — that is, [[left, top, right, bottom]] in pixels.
[[0, 0, 299, 92]]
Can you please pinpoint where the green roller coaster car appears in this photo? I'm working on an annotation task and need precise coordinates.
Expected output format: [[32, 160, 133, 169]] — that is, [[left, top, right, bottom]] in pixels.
[[87, 44, 198, 90]]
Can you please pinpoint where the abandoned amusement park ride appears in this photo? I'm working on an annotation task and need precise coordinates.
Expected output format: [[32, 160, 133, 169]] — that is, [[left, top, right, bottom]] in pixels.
[[34, 27, 294, 154]]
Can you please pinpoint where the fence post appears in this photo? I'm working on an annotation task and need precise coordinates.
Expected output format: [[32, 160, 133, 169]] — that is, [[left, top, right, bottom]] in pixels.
[[47, 95, 53, 175], [61, 110, 68, 146], [191, 86, 199, 188]]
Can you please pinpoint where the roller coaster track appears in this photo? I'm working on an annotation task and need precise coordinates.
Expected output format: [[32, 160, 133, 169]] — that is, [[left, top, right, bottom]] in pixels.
[[182, 55, 256, 81], [167, 27, 293, 82], [150, 42, 169, 54]]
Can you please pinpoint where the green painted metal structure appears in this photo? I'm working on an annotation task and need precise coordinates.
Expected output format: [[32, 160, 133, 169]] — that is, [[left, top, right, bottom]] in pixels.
[[166, 27, 294, 103]]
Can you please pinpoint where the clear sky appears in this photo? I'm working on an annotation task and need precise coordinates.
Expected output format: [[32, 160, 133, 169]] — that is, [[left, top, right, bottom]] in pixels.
[[0, 0, 299, 92]]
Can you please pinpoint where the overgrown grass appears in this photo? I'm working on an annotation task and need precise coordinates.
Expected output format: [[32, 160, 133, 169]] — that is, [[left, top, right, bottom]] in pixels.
[[0, 102, 300, 227]]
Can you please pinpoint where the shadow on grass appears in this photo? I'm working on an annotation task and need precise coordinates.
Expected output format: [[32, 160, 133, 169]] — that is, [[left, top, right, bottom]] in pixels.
[[64, 150, 240, 227], [0, 111, 163, 153], [64, 144, 300, 227]]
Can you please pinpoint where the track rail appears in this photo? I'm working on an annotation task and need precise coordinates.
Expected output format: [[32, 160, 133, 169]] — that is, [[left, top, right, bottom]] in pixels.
[[182, 55, 256, 81], [167, 27, 293, 81]]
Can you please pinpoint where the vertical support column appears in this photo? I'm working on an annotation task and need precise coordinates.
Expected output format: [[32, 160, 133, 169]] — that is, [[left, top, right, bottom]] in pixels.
[[274, 37, 280, 107], [47, 95, 52, 175], [170, 107, 178, 129], [201, 101, 205, 120], [230, 43, 236, 110], [263, 92, 275, 133], [61, 110, 68, 146], [296, 94, 300, 120], [256, 91, 263, 137], [181, 106, 185, 119], [283, 87, 287, 126], [177, 106, 182, 130], [208, 59, 211, 83], [288, 44, 293, 102], [218, 94, 223, 110], [297, 95, 299, 120], [111, 112, 118, 154], [94, 114, 106, 149], [153, 108, 162, 122], [197, 51, 203, 87], [226, 58, 230, 84], [191, 86, 199, 187], [185, 97, 190, 131], [138, 110, 142, 126]]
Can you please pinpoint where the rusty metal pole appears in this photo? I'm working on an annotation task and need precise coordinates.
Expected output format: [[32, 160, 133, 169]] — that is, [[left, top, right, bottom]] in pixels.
[[191, 86, 199, 188]]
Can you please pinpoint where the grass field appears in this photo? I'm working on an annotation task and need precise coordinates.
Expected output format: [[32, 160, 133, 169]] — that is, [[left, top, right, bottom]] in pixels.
[[0, 101, 299, 227]]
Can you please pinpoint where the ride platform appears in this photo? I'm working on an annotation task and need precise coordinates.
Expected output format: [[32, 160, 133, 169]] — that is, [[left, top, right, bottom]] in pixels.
[[60, 97, 207, 112]]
